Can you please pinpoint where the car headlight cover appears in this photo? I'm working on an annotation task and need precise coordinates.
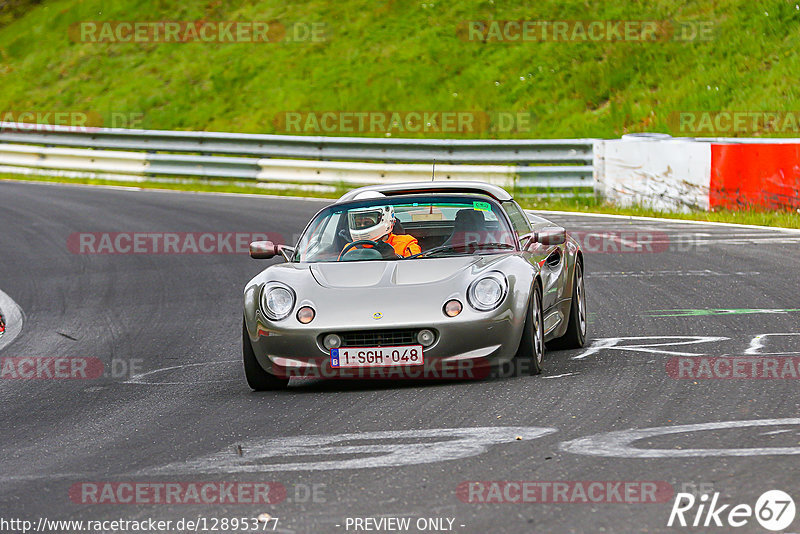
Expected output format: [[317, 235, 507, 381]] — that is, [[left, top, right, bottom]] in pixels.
[[261, 283, 295, 320], [468, 272, 508, 311]]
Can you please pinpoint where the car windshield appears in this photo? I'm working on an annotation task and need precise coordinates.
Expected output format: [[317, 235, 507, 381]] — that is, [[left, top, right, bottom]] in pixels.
[[294, 195, 518, 263]]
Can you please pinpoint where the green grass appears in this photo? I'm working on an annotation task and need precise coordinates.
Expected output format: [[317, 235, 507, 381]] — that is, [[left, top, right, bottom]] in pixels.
[[1, 0, 799, 138], [3, 1, 800, 224], [6, 173, 799, 229]]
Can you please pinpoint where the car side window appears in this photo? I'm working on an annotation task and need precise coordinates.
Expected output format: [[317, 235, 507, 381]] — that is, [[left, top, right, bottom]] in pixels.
[[319, 212, 342, 247], [297, 212, 341, 260], [502, 201, 532, 238]]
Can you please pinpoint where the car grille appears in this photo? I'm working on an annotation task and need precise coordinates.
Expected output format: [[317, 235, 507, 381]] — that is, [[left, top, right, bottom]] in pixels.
[[338, 329, 418, 348]]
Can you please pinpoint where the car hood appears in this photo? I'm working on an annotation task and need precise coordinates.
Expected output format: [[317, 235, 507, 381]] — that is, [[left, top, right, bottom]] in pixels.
[[310, 256, 490, 288]]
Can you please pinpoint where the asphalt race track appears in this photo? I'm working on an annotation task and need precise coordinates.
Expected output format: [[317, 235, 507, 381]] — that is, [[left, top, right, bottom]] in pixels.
[[2, 180, 800, 533]]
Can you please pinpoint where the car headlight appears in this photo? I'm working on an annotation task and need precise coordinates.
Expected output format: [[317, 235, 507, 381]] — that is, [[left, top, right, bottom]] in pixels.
[[261, 283, 295, 321], [467, 272, 508, 311], [323, 334, 341, 349]]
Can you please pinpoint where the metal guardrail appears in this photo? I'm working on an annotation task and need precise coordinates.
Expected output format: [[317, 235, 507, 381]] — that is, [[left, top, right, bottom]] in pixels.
[[0, 122, 595, 191]]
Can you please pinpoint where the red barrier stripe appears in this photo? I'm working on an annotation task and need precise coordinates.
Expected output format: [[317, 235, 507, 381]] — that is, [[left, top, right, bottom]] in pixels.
[[710, 143, 800, 210]]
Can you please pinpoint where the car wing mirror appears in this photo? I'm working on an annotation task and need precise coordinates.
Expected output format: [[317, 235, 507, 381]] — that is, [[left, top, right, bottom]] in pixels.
[[250, 241, 295, 261], [250, 241, 279, 259], [279, 246, 295, 262], [535, 227, 566, 246]]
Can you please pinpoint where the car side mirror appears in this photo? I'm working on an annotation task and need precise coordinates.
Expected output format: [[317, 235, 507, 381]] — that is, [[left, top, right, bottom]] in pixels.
[[250, 241, 280, 259], [535, 227, 566, 246]]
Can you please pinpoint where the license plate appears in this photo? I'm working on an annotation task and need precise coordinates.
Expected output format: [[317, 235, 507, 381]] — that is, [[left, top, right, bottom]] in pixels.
[[331, 345, 424, 368]]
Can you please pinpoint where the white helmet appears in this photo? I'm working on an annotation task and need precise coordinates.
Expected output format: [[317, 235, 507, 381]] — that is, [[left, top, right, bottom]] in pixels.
[[348, 191, 395, 242]]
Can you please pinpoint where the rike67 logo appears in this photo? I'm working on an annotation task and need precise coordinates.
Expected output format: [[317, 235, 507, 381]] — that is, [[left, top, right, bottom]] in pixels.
[[668, 490, 795, 531]]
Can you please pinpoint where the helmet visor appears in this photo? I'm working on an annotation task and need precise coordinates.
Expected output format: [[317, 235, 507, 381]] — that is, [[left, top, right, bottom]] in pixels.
[[349, 209, 383, 230]]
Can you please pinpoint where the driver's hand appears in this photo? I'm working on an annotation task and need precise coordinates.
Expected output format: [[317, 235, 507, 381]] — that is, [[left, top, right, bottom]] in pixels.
[[373, 240, 400, 259]]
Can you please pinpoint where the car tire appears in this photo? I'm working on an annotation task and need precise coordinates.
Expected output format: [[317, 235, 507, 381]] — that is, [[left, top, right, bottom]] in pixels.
[[549, 259, 587, 350], [515, 283, 544, 375], [242, 320, 290, 391]]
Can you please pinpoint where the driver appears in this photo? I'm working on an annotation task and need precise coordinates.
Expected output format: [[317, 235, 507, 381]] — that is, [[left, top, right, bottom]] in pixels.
[[345, 193, 421, 258]]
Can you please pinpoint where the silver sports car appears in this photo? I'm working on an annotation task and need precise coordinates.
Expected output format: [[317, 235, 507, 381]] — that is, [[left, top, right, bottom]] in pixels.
[[242, 181, 586, 390]]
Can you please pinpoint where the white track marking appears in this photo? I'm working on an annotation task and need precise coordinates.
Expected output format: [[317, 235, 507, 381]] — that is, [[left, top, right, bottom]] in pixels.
[[143, 427, 557, 474], [606, 233, 643, 249], [124, 360, 239, 385], [760, 429, 793, 436], [532, 210, 800, 234], [0, 288, 24, 352], [574, 336, 728, 360], [650, 237, 800, 244], [0, 473, 89, 482], [673, 237, 800, 245], [542, 373, 578, 379], [587, 270, 757, 278], [560, 419, 800, 458], [745, 333, 800, 355]]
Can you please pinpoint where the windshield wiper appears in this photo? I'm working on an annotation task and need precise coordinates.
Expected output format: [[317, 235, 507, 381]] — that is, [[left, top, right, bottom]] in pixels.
[[405, 242, 515, 259]]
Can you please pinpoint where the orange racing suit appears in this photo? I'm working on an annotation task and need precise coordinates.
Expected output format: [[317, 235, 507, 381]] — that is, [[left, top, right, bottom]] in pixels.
[[344, 233, 421, 258], [385, 233, 421, 257]]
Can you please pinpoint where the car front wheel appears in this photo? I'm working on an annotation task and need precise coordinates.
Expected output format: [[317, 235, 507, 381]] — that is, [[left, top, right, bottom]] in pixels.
[[515, 283, 544, 375], [242, 320, 290, 391]]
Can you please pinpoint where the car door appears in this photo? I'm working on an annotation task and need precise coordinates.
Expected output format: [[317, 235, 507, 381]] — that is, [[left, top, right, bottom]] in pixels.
[[503, 201, 567, 317]]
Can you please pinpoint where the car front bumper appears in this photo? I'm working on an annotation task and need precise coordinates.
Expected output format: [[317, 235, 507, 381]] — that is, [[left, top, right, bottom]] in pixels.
[[246, 304, 526, 380]]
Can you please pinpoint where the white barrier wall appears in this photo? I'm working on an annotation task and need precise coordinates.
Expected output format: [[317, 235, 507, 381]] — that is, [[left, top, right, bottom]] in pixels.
[[256, 159, 517, 187], [594, 137, 712, 212]]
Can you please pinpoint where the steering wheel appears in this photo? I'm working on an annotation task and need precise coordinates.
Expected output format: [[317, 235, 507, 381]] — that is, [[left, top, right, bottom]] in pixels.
[[338, 240, 399, 261]]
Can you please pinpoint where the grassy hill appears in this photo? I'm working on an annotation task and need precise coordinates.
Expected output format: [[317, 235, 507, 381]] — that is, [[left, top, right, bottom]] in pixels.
[[1, 0, 799, 138]]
